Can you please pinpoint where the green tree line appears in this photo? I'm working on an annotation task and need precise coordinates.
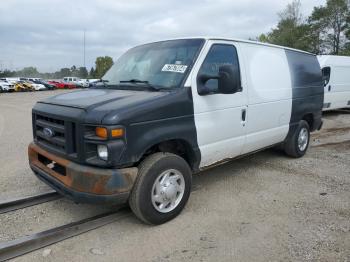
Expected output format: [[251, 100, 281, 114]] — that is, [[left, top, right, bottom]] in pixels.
[[0, 56, 114, 79], [257, 0, 350, 55]]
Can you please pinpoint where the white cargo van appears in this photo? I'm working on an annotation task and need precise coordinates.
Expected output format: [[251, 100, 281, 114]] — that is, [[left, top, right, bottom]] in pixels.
[[30, 38, 324, 224], [318, 55, 350, 110]]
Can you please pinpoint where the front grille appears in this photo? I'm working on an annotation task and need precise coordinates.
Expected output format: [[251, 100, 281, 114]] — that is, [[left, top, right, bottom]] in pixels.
[[34, 114, 76, 155]]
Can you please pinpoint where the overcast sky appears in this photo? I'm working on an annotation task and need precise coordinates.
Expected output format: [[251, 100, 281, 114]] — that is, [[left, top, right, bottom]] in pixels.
[[0, 0, 326, 72]]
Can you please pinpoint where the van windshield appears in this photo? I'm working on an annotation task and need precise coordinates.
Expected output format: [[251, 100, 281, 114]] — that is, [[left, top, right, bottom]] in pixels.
[[102, 39, 204, 90]]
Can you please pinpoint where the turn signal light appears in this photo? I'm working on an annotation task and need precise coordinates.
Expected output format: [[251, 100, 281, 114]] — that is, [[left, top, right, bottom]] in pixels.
[[111, 128, 124, 138], [95, 127, 124, 139], [96, 127, 108, 138]]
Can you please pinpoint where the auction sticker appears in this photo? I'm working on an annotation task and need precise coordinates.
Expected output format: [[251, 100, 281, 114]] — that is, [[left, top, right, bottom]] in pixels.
[[161, 64, 188, 73]]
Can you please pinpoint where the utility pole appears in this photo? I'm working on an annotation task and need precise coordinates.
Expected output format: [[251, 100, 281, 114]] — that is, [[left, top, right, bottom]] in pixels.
[[83, 29, 86, 69]]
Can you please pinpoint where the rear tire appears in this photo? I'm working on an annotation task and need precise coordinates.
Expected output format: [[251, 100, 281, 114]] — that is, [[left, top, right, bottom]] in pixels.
[[284, 120, 310, 158], [129, 152, 192, 225]]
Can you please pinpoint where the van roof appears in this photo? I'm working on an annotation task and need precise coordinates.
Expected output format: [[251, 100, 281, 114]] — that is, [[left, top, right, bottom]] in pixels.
[[317, 55, 350, 67], [146, 36, 314, 56]]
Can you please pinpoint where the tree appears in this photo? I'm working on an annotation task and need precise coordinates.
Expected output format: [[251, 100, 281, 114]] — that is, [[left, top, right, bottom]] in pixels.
[[257, 34, 269, 43], [94, 56, 113, 79], [308, 6, 329, 54], [15, 67, 40, 77], [278, 0, 303, 25], [309, 0, 350, 54], [260, 0, 315, 52], [0, 69, 15, 78], [77, 67, 88, 78], [89, 67, 95, 78], [56, 68, 71, 79]]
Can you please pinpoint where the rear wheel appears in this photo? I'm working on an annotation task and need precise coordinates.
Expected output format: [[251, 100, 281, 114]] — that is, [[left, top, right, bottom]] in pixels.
[[284, 120, 310, 158], [129, 152, 192, 225]]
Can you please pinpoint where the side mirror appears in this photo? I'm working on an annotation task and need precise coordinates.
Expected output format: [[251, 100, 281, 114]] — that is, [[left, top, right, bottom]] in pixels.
[[197, 74, 219, 95], [218, 65, 240, 94], [197, 65, 240, 95]]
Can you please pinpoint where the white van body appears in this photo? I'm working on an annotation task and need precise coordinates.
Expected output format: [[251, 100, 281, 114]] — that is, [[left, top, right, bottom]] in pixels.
[[318, 55, 350, 110]]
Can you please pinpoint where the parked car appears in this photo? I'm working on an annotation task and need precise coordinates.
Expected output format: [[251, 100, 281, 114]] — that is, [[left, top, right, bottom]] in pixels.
[[48, 80, 76, 89], [0, 80, 15, 92], [36, 80, 56, 90], [14, 81, 31, 92], [28, 37, 323, 225], [87, 79, 101, 86], [28, 81, 46, 91], [318, 55, 350, 111]]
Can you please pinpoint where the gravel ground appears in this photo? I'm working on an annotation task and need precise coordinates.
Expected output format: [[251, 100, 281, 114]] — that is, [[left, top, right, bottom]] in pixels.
[[0, 90, 349, 262]]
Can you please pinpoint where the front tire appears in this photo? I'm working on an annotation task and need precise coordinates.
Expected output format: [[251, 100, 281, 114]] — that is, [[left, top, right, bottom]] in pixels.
[[129, 152, 192, 225], [284, 120, 310, 158]]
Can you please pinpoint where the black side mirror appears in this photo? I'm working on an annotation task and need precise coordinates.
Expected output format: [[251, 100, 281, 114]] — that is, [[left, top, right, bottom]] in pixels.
[[197, 74, 219, 95], [197, 65, 240, 95], [218, 65, 240, 94]]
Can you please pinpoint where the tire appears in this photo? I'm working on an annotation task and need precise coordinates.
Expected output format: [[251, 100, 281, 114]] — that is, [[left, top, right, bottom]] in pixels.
[[284, 120, 310, 158], [129, 152, 192, 225]]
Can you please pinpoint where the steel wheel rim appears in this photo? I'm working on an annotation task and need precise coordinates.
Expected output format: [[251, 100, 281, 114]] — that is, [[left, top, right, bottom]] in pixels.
[[151, 169, 185, 213], [298, 127, 309, 151]]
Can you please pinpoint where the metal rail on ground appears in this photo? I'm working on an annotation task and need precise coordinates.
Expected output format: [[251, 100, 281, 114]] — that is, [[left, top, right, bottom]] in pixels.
[[0, 191, 62, 214], [0, 209, 131, 261]]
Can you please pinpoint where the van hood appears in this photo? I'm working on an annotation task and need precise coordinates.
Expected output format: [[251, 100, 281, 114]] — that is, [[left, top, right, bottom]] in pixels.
[[39, 89, 166, 111], [37, 88, 176, 124]]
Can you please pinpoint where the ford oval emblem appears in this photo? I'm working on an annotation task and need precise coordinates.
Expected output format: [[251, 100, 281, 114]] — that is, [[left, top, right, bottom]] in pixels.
[[43, 127, 55, 138]]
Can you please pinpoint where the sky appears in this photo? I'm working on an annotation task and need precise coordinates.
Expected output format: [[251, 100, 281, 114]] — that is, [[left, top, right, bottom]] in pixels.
[[0, 0, 326, 72]]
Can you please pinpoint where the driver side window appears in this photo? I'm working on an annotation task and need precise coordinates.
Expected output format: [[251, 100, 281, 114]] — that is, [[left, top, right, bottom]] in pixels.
[[198, 44, 240, 94]]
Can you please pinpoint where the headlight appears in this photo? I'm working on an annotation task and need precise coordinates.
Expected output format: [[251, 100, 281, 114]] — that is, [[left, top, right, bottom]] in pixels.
[[97, 145, 108, 161]]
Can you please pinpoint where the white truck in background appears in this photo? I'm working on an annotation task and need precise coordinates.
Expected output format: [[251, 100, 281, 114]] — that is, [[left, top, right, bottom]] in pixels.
[[318, 55, 350, 111], [63, 77, 89, 88]]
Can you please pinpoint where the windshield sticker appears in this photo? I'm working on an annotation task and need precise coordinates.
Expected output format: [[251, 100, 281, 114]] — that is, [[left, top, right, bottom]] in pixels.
[[161, 64, 188, 73]]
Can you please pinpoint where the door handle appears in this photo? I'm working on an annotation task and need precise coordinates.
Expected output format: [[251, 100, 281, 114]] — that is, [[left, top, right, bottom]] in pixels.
[[241, 109, 246, 122], [328, 85, 331, 92]]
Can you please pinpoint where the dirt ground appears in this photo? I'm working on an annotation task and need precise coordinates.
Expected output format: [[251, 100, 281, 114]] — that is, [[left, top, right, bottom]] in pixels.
[[0, 90, 349, 262]]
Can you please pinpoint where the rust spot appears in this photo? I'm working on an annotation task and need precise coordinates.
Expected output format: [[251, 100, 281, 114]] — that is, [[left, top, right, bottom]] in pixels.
[[28, 143, 138, 195]]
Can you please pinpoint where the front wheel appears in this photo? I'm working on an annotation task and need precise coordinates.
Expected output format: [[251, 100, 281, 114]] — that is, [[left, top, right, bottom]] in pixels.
[[129, 152, 192, 225], [284, 120, 310, 158]]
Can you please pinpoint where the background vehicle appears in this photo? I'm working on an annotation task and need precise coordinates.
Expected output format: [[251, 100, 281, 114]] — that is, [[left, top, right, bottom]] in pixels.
[[87, 79, 101, 86], [13, 81, 29, 92], [48, 80, 76, 89], [28, 81, 46, 91], [31, 79, 56, 90], [0, 80, 15, 92], [63, 77, 88, 88], [318, 55, 350, 111], [29, 38, 323, 225]]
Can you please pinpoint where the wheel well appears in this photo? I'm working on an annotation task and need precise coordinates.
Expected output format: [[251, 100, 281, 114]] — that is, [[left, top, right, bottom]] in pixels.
[[141, 139, 197, 170], [302, 113, 314, 130]]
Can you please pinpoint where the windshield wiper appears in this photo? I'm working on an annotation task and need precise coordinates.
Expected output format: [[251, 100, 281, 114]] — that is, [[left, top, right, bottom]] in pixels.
[[120, 79, 149, 84], [120, 79, 165, 91]]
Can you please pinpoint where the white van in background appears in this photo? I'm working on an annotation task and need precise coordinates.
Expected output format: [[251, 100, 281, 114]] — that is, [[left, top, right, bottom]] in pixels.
[[318, 55, 350, 111]]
